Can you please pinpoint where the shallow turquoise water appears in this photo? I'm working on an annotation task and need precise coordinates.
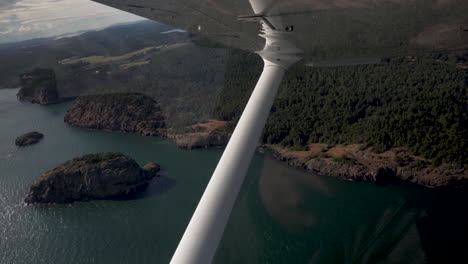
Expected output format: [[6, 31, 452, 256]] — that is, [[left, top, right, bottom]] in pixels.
[[0, 88, 467, 263]]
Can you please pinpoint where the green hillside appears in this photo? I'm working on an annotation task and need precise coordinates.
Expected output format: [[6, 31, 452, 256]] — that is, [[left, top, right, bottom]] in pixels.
[[214, 51, 467, 166]]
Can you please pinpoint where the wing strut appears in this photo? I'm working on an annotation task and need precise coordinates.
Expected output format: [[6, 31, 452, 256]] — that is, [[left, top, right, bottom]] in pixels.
[[171, 19, 302, 263]]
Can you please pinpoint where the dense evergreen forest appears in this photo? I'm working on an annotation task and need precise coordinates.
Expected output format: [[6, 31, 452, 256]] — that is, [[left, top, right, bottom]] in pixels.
[[214, 51, 467, 166]]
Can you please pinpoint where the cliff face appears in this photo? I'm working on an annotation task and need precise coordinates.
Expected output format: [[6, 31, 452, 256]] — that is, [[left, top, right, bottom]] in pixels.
[[25, 153, 159, 204], [64, 93, 165, 136], [17, 69, 60, 105]]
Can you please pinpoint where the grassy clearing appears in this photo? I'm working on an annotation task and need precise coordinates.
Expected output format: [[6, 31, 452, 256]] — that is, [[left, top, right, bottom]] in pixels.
[[59, 43, 189, 66], [119, 60, 151, 70], [59, 46, 159, 65]]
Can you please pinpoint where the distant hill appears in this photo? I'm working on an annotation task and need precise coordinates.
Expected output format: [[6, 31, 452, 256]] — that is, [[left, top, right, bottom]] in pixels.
[[0, 18, 229, 128], [0, 20, 179, 89]]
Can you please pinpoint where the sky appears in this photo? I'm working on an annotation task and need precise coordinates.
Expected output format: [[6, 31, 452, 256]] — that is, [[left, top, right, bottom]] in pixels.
[[0, 0, 146, 44]]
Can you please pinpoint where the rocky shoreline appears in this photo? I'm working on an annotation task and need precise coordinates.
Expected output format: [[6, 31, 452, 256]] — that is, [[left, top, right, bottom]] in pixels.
[[266, 144, 468, 192]]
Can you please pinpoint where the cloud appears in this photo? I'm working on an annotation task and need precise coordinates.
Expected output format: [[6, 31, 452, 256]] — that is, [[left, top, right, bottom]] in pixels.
[[0, 28, 14, 35], [17, 25, 33, 32], [0, 14, 18, 24], [0, 0, 146, 44], [21, 16, 78, 25], [0, 0, 21, 9]]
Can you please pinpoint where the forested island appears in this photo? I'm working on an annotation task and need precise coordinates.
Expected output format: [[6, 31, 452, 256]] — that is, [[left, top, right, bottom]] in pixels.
[[64, 93, 166, 136], [25, 152, 160, 203], [2, 20, 466, 191], [63, 93, 230, 149]]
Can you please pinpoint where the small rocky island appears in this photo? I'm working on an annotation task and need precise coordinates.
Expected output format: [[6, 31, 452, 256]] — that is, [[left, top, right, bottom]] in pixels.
[[64, 93, 166, 136], [25, 152, 160, 204], [17, 68, 61, 105], [15, 131, 44, 147]]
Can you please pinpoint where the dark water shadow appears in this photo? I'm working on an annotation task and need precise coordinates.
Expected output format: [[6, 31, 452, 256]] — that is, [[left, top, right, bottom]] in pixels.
[[249, 155, 468, 263], [141, 173, 177, 198], [113, 174, 176, 200], [396, 186, 468, 263]]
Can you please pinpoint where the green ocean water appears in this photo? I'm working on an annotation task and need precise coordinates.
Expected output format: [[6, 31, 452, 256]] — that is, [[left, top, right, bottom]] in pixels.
[[1, 88, 467, 263]]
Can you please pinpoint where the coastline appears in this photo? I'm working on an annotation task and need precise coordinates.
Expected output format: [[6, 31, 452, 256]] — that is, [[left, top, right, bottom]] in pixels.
[[263, 144, 468, 192], [52, 91, 467, 192], [104, 117, 467, 192], [63, 108, 467, 191]]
